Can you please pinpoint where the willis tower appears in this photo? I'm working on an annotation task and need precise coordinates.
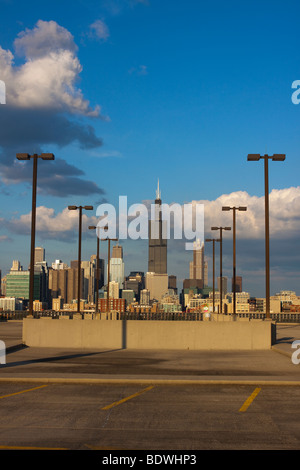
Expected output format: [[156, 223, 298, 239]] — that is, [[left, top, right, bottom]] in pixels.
[[148, 180, 167, 274]]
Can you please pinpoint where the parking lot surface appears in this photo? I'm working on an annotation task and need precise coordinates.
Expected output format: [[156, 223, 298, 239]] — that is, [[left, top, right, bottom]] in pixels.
[[0, 321, 299, 451]]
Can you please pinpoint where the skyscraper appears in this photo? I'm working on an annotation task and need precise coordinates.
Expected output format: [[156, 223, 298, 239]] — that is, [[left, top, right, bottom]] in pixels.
[[109, 243, 125, 287], [34, 247, 45, 264], [148, 180, 167, 274]]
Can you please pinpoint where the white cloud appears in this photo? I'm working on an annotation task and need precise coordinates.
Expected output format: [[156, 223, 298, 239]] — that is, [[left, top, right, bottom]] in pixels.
[[200, 187, 300, 240], [0, 20, 106, 117], [6, 187, 300, 242], [14, 20, 77, 58], [6, 206, 98, 239], [128, 65, 148, 76]]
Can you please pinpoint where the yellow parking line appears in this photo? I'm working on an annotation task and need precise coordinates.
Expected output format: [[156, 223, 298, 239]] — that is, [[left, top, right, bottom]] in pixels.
[[0, 384, 48, 400], [0, 445, 68, 450], [239, 387, 261, 412], [102, 385, 154, 410]]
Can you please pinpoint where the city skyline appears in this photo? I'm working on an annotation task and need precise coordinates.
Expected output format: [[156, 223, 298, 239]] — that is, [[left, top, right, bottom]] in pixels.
[[0, 0, 300, 298]]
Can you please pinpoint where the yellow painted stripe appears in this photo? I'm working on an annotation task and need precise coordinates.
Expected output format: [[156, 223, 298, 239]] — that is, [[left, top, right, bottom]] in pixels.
[[239, 387, 261, 412], [102, 385, 154, 410], [0, 384, 48, 400], [0, 445, 68, 450]]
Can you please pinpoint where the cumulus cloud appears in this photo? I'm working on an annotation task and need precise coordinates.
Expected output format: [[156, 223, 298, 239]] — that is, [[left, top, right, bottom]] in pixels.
[[89, 19, 110, 41], [14, 20, 77, 59], [6, 187, 297, 242], [128, 65, 148, 76], [0, 20, 108, 197], [199, 187, 300, 240], [6, 206, 99, 240], [102, 0, 149, 16]]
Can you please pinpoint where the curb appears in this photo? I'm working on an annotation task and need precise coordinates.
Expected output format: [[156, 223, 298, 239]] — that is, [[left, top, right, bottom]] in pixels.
[[0, 377, 300, 386], [271, 346, 292, 358]]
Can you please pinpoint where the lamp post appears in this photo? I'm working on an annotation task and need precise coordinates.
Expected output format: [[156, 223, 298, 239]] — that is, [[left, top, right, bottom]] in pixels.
[[205, 238, 220, 313], [247, 153, 285, 318], [16, 153, 55, 314], [101, 235, 118, 314], [68, 205, 93, 313], [211, 226, 231, 314], [88, 225, 100, 313], [222, 206, 247, 316]]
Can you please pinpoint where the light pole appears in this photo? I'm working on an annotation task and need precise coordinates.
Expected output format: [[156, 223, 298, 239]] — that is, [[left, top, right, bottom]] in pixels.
[[101, 235, 118, 314], [88, 225, 100, 313], [68, 205, 93, 313], [205, 238, 220, 313], [247, 153, 286, 318], [222, 206, 247, 316], [211, 226, 231, 314], [16, 153, 55, 314]]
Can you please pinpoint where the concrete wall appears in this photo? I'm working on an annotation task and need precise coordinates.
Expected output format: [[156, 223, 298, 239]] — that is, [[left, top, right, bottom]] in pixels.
[[22, 318, 276, 350]]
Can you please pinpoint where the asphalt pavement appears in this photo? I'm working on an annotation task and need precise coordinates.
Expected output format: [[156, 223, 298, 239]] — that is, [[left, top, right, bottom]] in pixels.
[[0, 320, 300, 385]]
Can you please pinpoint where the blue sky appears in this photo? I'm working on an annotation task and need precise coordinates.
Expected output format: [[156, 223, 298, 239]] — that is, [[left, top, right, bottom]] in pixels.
[[0, 0, 300, 297]]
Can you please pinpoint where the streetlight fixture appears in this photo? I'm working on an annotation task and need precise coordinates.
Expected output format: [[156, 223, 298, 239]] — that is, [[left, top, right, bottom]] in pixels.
[[68, 205, 94, 313], [205, 238, 220, 313], [211, 226, 231, 314], [222, 206, 247, 316], [247, 153, 286, 318], [101, 232, 118, 315], [16, 153, 55, 315], [88, 225, 100, 313]]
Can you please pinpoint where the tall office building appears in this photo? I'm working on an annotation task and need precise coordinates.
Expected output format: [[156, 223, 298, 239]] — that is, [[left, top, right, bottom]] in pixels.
[[48, 268, 68, 304], [67, 267, 84, 304], [168, 275, 177, 291], [217, 276, 228, 297], [6, 260, 40, 301], [148, 180, 167, 274], [34, 247, 45, 264], [232, 276, 242, 293], [189, 239, 204, 281], [109, 244, 124, 287]]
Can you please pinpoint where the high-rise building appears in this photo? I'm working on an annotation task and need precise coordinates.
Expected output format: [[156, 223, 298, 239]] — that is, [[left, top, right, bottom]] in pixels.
[[6, 261, 40, 301], [217, 276, 228, 297], [122, 289, 135, 307], [140, 289, 150, 306], [148, 180, 167, 274], [168, 275, 177, 292], [112, 244, 123, 259], [109, 244, 124, 287], [204, 259, 208, 287], [145, 272, 168, 301], [232, 276, 242, 293], [109, 280, 120, 299], [34, 247, 45, 264], [123, 272, 144, 302], [48, 268, 68, 304], [71, 257, 104, 304]]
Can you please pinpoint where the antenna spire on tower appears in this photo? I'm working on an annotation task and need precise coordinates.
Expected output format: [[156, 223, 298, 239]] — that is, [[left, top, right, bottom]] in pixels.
[[156, 178, 161, 200]]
